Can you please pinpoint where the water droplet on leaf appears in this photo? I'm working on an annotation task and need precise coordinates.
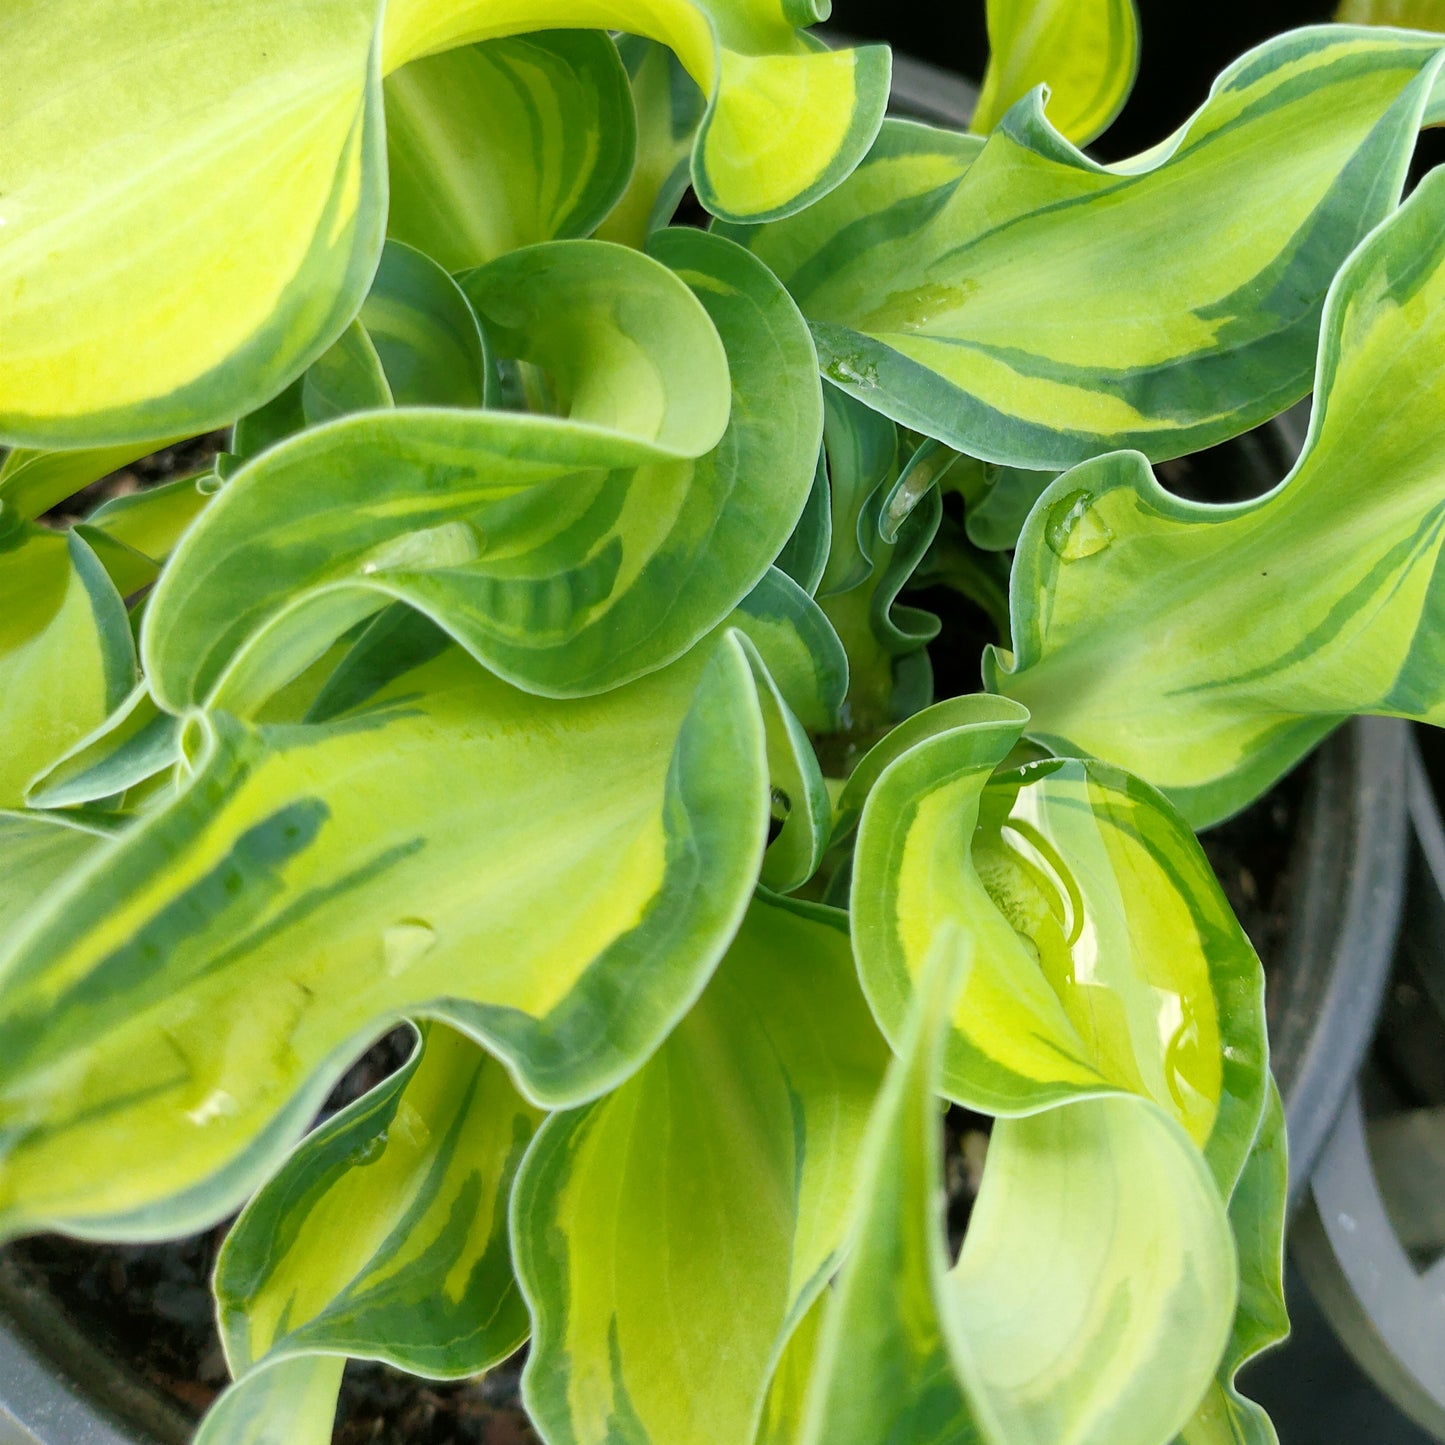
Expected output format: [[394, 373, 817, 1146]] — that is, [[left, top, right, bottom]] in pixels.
[[185, 1088, 240, 1127], [350, 1131, 388, 1166], [384, 919, 436, 977], [1044, 489, 1113, 561]]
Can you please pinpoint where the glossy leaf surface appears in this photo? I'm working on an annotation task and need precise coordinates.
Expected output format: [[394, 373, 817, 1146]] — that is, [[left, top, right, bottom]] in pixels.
[[993, 168, 1445, 825], [851, 696, 1269, 1194], [0, 0, 886, 446], [973, 0, 1140, 143], [513, 893, 890, 1445], [0, 635, 767, 1241], [726, 29, 1445, 468], [145, 231, 820, 712]]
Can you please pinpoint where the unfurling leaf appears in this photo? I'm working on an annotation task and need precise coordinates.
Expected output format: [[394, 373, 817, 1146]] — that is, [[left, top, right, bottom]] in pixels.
[[144, 231, 820, 714]]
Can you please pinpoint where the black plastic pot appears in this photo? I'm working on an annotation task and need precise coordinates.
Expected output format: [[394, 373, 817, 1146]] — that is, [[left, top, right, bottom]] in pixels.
[[0, 49, 1415, 1445]]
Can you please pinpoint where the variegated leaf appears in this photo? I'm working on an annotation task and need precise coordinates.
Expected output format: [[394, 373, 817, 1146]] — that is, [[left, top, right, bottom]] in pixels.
[[973, 0, 1140, 144], [0, 528, 136, 806], [216, 1024, 541, 1377], [0, 0, 886, 447], [513, 893, 890, 1445], [851, 696, 1270, 1194], [386, 32, 635, 270], [597, 38, 707, 247], [0, 632, 768, 1241], [724, 29, 1445, 468], [992, 167, 1445, 825], [796, 943, 1238, 1445], [145, 230, 820, 713]]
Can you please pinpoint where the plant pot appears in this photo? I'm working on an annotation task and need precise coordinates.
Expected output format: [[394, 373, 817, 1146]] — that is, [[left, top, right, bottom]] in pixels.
[[0, 48, 1414, 1445], [1287, 731, 1445, 1442]]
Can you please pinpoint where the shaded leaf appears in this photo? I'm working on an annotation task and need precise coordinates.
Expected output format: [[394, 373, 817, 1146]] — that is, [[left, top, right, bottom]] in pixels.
[[386, 32, 635, 270]]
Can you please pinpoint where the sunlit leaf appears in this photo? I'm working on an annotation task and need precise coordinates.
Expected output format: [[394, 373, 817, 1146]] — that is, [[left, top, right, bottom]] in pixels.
[[851, 696, 1270, 1194], [0, 0, 886, 446]]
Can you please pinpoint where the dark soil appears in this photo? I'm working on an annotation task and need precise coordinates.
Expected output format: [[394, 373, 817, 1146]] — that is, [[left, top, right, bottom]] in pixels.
[[40, 431, 227, 528]]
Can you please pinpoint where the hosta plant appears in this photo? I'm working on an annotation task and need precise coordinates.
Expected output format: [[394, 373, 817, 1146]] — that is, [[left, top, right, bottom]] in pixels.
[[4, 1, 1445, 1441]]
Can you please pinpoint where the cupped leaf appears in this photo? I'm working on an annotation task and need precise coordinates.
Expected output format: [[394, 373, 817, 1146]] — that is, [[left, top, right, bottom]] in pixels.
[[513, 892, 890, 1445], [386, 32, 635, 270], [301, 320, 393, 425], [235, 239, 491, 457], [817, 386, 900, 600], [973, 0, 1140, 144], [145, 230, 820, 712], [1178, 1085, 1290, 1445], [992, 167, 1445, 825], [725, 28, 1445, 469], [359, 240, 491, 408], [597, 38, 707, 247], [852, 698, 1269, 1194], [216, 1024, 541, 1378], [797, 943, 1238, 1445], [0, 529, 136, 806], [1, 0, 884, 447], [0, 632, 768, 1242]]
